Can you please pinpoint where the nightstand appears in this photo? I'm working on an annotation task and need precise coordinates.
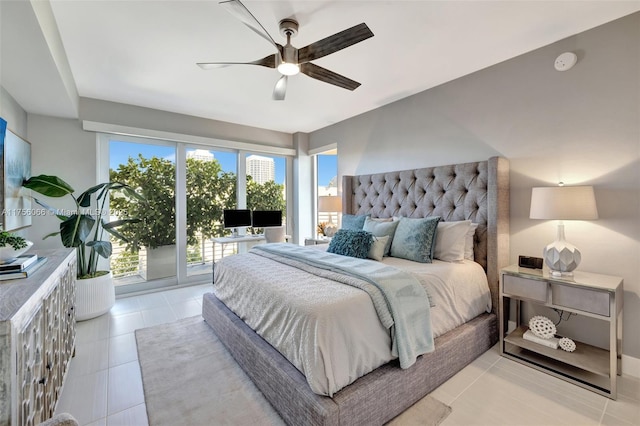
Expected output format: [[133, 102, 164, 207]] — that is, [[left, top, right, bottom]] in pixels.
[[304, 237, 331, 246], [499, 265, 623, 399]]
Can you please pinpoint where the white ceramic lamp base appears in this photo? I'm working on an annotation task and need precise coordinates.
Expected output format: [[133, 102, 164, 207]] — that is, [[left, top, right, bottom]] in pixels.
[[543, 223, 581, 277]]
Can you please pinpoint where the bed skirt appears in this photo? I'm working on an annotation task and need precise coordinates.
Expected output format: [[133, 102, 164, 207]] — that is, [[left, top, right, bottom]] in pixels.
[[202, 292, 498, 426]]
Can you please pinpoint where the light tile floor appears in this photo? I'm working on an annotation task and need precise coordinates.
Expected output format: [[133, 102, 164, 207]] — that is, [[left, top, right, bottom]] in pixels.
[[56, 283, 640, 426]]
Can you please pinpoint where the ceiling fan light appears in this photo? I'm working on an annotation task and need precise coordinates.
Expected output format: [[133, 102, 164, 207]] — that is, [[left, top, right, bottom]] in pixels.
[[277, 62, 300, 76]]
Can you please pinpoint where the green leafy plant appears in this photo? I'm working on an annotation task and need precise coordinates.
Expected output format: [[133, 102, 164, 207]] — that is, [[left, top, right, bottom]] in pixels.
[[108, 154, 286, 251], [23, 175, 145, 278], [0, 227, 28, 250], [109, 155, 238, 250]]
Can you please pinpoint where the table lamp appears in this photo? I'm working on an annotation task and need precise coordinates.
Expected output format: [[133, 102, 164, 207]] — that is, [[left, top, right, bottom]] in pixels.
[[318, 195, 342, 237], [529, 185, 598, 276]]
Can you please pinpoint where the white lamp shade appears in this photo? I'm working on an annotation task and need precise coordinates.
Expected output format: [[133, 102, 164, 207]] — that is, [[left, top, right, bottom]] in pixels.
[[318, 196, 342, 213], [529, 186, 598, 220]]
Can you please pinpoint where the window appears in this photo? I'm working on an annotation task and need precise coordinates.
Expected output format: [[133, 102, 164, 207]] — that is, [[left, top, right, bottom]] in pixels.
[[244, 153, 287, 232], [185, 148, 237, 277], [316, 152, 338, 235], [101, 135, 291, 294], [109, 140, 176, 286]]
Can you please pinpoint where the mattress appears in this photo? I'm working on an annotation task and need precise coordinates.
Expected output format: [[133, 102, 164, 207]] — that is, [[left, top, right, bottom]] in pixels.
[[212, 246, 490, 396]]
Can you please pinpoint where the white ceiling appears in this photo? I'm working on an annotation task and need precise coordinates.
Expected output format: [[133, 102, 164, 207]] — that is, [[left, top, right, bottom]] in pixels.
[[3, 1, 640, 134]]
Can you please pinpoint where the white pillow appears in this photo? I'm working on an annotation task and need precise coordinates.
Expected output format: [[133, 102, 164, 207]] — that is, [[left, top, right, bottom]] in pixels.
[[434, 220, 472, 262], [368, 235, 389, 261], [464, 223, 479, 261]]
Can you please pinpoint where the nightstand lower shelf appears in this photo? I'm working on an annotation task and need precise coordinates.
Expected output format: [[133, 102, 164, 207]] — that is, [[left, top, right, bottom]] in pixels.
[[504, 326, 610, 377], [503, 344, 611, 394]]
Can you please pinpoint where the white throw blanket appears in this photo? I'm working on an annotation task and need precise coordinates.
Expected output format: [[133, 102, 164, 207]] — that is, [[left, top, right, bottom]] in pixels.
[[251, 243, 434, 369]]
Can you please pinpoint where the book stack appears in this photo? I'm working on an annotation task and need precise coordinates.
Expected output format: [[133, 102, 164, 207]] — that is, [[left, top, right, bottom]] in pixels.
[[0, 254, 48, 281]]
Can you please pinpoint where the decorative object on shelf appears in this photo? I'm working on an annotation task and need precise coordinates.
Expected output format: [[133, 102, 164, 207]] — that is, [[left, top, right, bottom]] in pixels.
[[529, 184, 598, 276], [523, 329, 559, 349], [23, 175, 146, 320], [0, 227, 33, 261], [528, 315, 557, 339], [318, 195, 342, 237], [558, 337, 577, 352]]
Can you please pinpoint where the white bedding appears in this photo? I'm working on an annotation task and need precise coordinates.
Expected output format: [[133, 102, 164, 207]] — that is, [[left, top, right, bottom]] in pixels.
[[381, 257, 491, 337], [212, 248, 490, 397]]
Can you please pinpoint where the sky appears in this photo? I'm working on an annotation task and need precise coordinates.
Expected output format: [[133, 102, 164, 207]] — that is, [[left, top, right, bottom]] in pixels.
[[110, 141, 337, 186]]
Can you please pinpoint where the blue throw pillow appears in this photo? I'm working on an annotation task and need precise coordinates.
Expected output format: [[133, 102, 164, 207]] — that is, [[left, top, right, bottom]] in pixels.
[[341, 214, 369, 230], [390, 216, 441, 263], [363, 217, 399, 256], [327, 229, 373, 259]]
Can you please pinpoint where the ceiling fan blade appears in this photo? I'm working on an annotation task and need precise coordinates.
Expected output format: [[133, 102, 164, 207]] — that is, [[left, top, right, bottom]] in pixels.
[[273, 75, 287, 101], [197, 54, 277, 70], [298, 23, 373, 63], [219, 0, 281, 56], [300, 63, 361, 91]]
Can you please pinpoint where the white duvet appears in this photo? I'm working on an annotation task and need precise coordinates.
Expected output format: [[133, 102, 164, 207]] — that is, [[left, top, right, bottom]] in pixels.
[[212, 249, 490, 397]]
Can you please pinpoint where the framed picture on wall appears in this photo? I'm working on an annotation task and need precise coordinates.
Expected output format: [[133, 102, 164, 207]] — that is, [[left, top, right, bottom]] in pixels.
[[0, 118, 32, 231]]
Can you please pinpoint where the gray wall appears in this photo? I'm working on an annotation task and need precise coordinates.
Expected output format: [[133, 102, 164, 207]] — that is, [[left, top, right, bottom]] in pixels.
[[0, 87, 27, 139], [80, 98, 292, 149], [26, 114, 96, 249], [311, 13, 640, 361], [18, 98, 299, 249]]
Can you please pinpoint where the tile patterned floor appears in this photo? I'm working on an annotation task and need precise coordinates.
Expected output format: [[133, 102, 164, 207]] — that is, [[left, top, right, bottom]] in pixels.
[[55, 283, 640, 425]]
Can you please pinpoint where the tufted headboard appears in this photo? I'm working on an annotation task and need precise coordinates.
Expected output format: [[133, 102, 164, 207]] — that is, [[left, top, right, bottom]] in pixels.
[[342, 157, 509, 313]]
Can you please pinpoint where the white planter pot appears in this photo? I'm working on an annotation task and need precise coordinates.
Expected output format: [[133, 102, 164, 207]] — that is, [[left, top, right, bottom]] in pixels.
[[75, 271, 115, 321], [145, 245, 176, 280]]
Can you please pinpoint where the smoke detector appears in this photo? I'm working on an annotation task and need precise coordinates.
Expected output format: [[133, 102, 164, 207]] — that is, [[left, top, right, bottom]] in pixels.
[[554, 52, 577, 71]]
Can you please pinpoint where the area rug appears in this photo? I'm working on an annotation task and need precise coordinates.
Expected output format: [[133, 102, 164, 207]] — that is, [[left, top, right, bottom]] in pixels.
[[136, 316, 452, 426]]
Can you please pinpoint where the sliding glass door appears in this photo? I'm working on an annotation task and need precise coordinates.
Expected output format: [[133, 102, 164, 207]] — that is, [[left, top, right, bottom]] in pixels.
[[101, 135, 289, 294], [109, 140, 177, 287], [244, 153, 287, 231], [185, 148, 237, 278]]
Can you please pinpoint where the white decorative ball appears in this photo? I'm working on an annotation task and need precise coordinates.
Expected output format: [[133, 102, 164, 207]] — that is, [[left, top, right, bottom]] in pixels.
[[559, 337, 576, 352], [528, 316, 557, 339]]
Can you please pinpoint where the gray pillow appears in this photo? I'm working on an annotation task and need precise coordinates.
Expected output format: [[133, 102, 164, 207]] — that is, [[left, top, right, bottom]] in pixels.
[[390, 216, 441, 263], [341, 214, 369, 230], [368, 235, 390, 261], [363, 216, 399, 256]]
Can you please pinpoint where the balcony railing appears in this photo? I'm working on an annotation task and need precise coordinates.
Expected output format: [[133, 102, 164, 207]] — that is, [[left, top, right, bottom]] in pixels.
[[109, 232, 246, 285]]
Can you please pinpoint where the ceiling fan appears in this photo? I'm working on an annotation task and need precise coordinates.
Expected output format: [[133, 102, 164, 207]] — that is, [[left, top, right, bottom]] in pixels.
[[197, 0, 374, 100]]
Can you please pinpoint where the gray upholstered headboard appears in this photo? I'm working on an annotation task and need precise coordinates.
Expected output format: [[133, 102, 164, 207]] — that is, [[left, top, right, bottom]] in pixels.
[[342, 156, 509, 313]]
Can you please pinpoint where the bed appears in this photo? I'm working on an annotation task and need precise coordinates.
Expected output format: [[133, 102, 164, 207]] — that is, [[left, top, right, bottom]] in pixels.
[[202, 156, 509, 425]]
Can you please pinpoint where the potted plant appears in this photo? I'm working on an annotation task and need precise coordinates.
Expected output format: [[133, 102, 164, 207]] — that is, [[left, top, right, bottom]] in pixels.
[[109, 156, 177, 280], [0, 227, 33, 261], [23, 175, 145, 320], [109, 155, 237, 279]]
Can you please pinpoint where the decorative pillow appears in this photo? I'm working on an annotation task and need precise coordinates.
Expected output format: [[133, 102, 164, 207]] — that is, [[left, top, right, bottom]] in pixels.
[[434, 220, 472, 262], [368, 235, 390, 261], [368, 217, 393, 223], [390, 216, 441, 263], [363, 216, 399, 256], [464, 223, 479, 260], [341, 214, 370, 230], [327, 229, 373, 259]]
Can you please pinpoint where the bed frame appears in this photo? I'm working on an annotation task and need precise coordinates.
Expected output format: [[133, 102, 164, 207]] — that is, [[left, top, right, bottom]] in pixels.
[[202, 156, 509, 425]]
